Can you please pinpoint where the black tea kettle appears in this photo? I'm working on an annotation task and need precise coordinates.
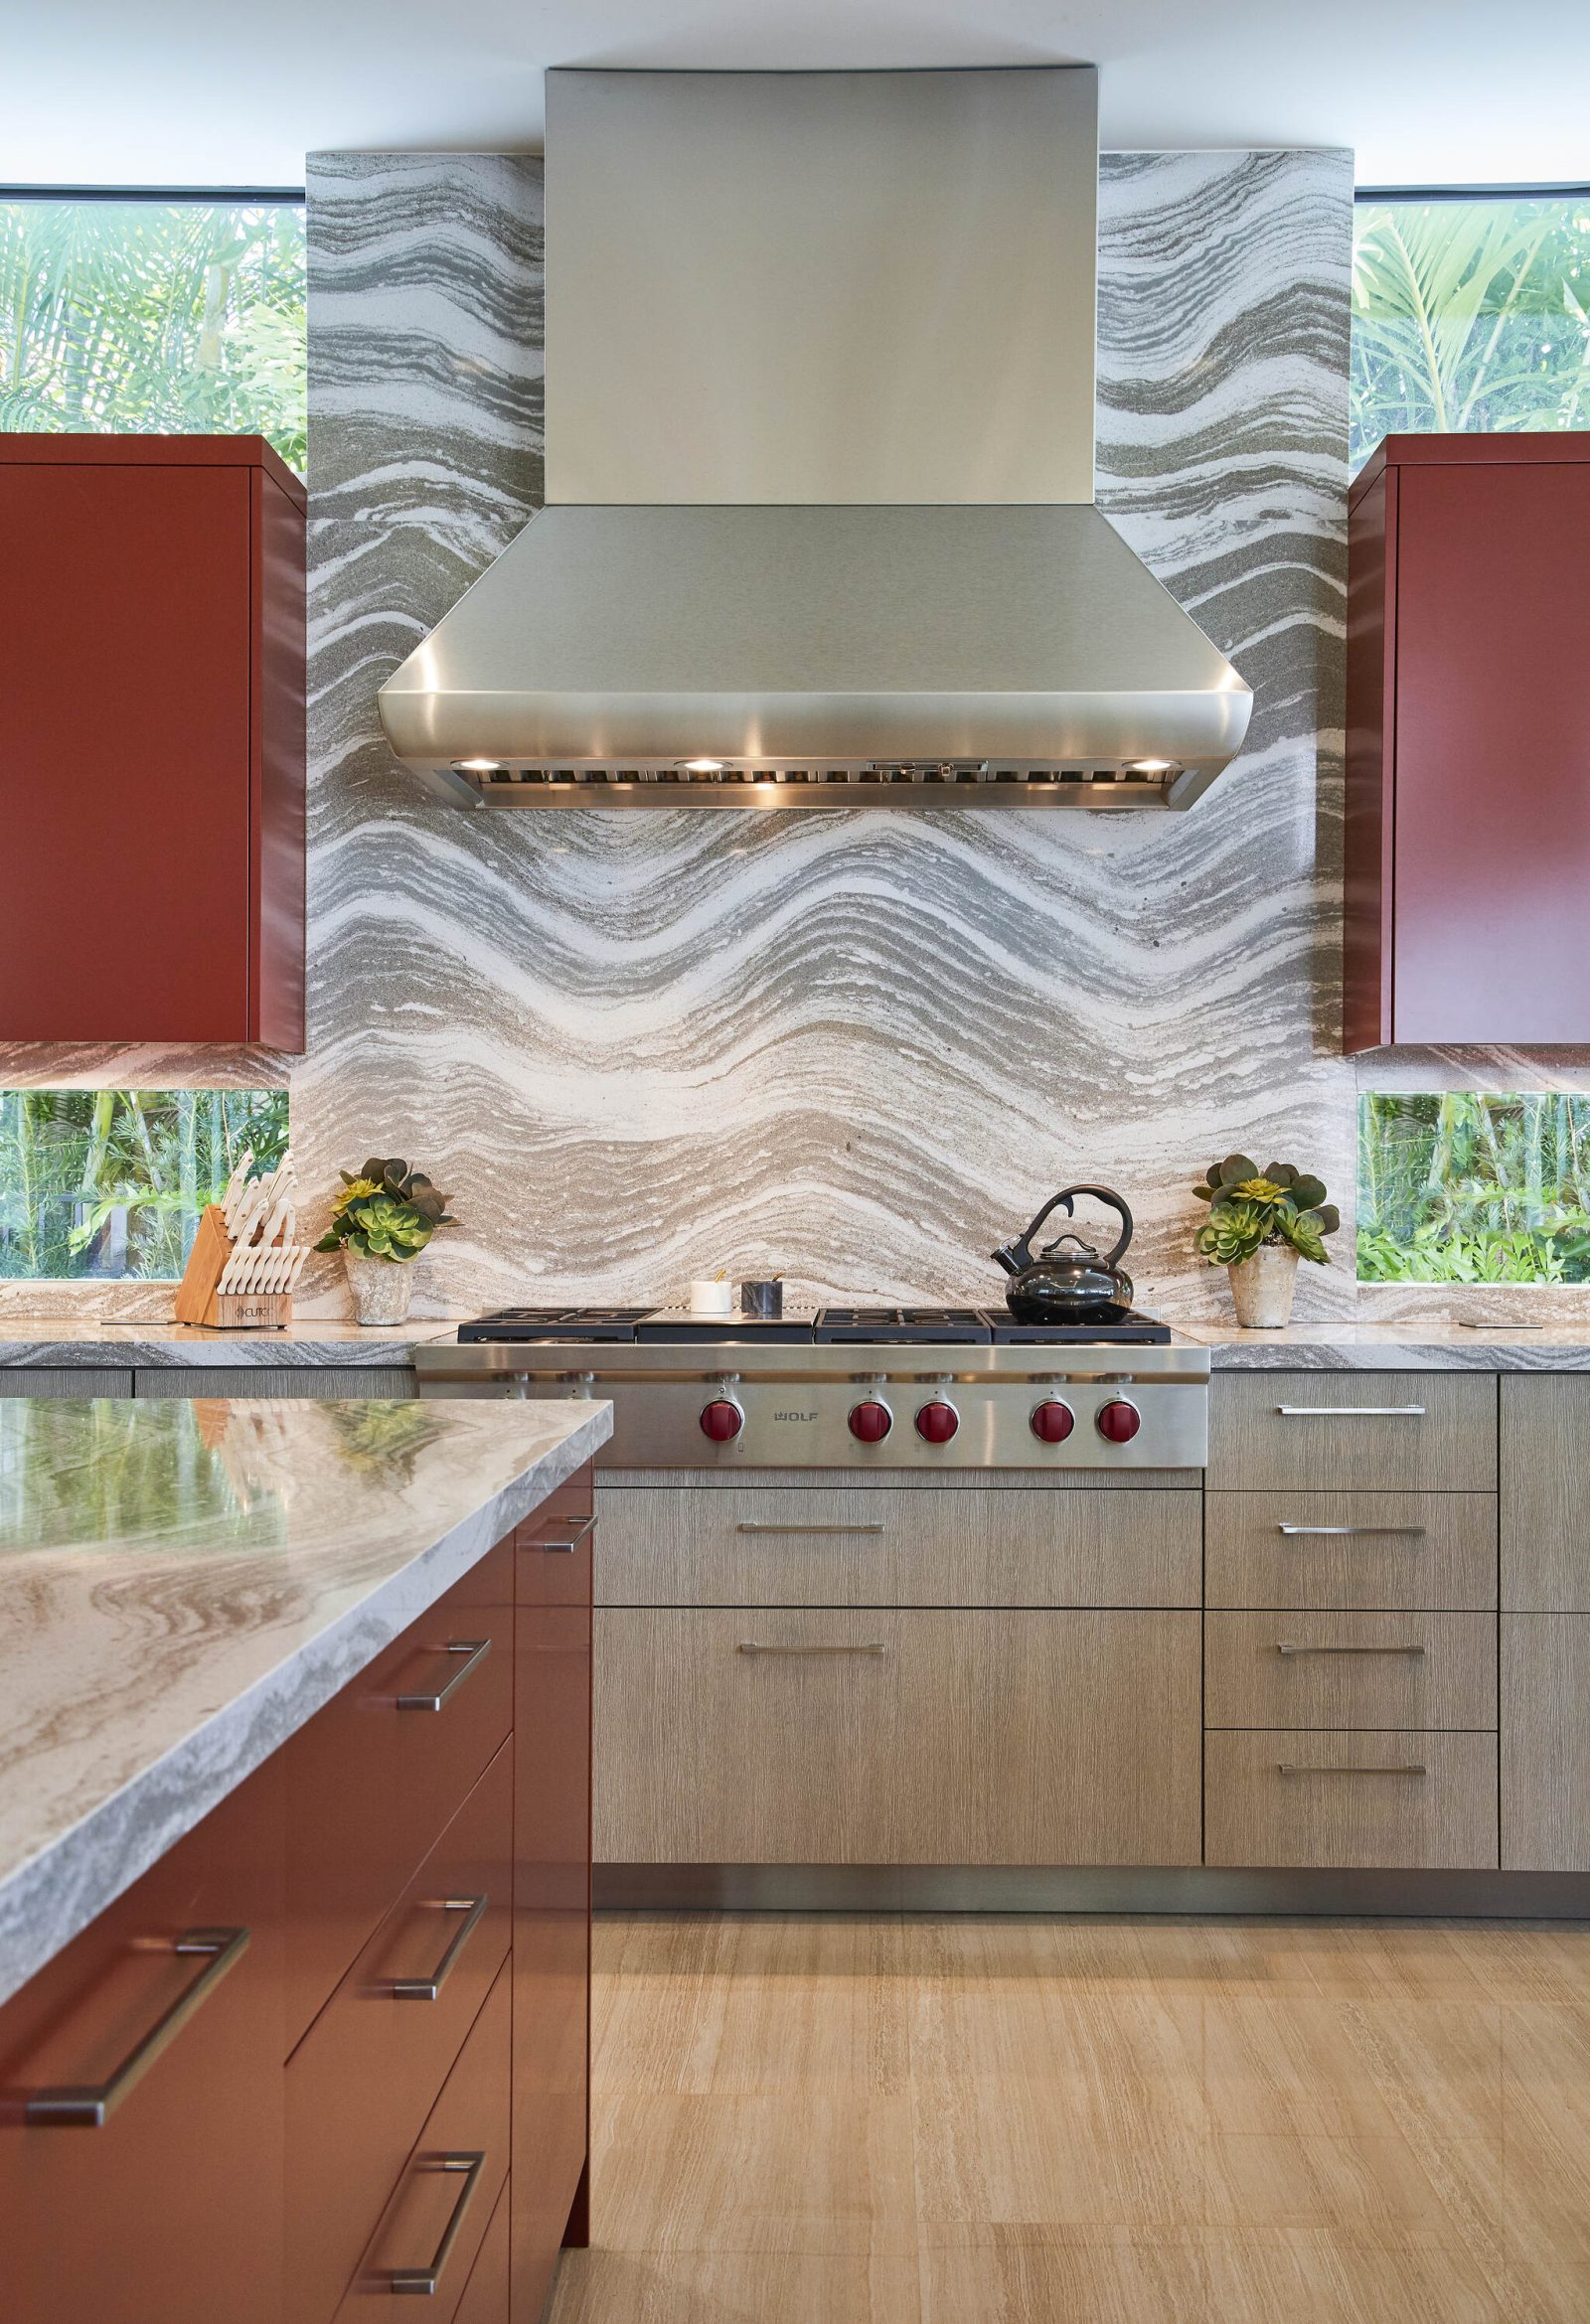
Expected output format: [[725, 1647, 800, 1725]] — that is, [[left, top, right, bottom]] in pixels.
[[992, 1186, 1136, 1324]]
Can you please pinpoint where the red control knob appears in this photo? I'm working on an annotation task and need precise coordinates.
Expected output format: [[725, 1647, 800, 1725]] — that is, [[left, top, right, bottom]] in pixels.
[[700, 1398, 743, 1443], [1096, 1399, 1142, 1445], [849, 1399, 893, 1443], [1031, 1399, 1075, 1444], [914, 1399, 960, 1445]]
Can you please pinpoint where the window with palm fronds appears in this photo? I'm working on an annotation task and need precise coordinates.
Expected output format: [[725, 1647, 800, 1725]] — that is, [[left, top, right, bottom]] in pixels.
[[1352, 195, 1590, 473], [0, 1090, 289, 1281], [1358, 1094, 1590, 1283], [0, 198, 305, 472]]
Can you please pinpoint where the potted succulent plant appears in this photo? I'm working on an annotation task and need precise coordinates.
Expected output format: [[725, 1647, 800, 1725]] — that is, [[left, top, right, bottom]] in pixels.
[[315, 1158, 455, 1325], [1192, 1156, 1340, 1327]]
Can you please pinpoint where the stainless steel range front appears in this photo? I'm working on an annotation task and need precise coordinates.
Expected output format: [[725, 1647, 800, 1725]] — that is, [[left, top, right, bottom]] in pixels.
[[414, 1307, 1209, 1471]]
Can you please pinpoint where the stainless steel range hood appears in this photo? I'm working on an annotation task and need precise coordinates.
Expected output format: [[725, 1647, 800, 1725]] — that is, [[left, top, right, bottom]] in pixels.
[[379, 67, 1252, 811]]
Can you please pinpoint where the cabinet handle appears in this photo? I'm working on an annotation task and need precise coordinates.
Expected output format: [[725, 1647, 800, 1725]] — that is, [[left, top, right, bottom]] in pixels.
[[735, 1522, 886, 1536], [390, 1896, 489, 2000], [1274, 1404, 1426, 1417], [1275, 1640, 1426, 1656], [1278, 1762, 1427, 1778], [397, 1637, 491, 1711], [536, 1514, 595, 1554], [737, 1641, 887, 1656], [25, 1926, 249, 2127], [386, 2151, 484, 2295], [1278, 1524, 1427, 1538]]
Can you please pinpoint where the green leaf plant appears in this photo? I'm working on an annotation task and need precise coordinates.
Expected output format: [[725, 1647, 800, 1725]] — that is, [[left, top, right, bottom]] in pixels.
[[314, 1158, 456, 1265], [1192, 1157, 1341, 1270]]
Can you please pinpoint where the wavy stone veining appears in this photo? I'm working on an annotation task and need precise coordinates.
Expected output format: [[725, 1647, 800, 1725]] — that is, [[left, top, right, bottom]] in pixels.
[[10, 144, 1590, 1329], [0, 1393, 610, 2002]]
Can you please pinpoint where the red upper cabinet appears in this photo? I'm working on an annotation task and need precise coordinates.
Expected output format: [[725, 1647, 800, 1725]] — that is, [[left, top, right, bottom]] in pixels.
[[0, 436, 305, 1049], [1345, 433, 1590, 1051]]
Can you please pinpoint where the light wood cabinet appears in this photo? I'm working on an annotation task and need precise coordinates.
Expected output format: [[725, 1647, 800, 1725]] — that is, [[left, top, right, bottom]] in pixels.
[[1206, 1730, 1499, 1869], [0, 1368, 133, 1397], [135, 1366, 416, 1399], [1208, 1373, 1497, 1492], [1501, 1376, 1590, 1610], [1204, 1612, 1497, 1732], [595, 1608, 1200, 1867], [596, 1482, 1200, 1609], [1502, 1615, 1590, 1870], [1205, 1490, 1497, 1612]]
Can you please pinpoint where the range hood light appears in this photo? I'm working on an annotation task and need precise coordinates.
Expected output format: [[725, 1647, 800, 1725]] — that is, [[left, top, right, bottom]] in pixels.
[[1128, 758, 1176, 774], [455, 757, 505, 773], [675, 757, 725, 773]]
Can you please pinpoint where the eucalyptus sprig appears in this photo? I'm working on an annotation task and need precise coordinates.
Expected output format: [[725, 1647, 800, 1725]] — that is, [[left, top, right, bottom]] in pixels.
[[1192, 1156, 1340, 1269]]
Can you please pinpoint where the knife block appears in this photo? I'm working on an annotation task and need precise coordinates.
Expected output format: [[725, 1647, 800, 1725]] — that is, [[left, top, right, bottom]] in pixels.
[[174, 1203, 293, 1330]]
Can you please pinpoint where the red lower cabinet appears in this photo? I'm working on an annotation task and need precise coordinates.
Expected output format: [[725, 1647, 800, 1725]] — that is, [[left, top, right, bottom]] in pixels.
[[0, 1759, 285, 2324], [0, 1465, 595, 2324], [513, 1481, 596, 2306], [455, 2180, 512, 2324]]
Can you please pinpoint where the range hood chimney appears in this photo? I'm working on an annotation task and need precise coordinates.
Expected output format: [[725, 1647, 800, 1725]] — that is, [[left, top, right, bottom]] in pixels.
[[379, 67, 1252, 810]]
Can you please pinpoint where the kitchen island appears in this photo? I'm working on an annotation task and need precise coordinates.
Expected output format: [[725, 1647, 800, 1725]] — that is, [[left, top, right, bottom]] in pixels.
[[0, 1391, 611, 2324]]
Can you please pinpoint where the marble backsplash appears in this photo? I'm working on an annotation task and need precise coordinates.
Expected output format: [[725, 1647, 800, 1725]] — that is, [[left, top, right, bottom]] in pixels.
[[6, 142, 1590, 1324]]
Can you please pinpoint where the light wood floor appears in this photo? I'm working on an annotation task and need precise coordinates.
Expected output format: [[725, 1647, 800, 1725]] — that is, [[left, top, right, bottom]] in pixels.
[[547, 1911, 1590, 2324]]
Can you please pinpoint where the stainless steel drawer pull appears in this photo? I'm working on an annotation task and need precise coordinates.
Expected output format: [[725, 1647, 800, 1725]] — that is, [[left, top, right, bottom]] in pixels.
[[1275, 1404, 1426, 1417], [1275, 1640, 1426, 1656], [1278, 1524, 1428, 1538], [25, 1926, 249, 2127], [737, 1641, 887, 1656], [387, 2151, 484, 2294], [390, 1896, 489, 2001], [536, 1514, 595, 1554], [1278, 1763, 1427, 1778], [735, 1522, 886, 1537], [397, 1637, 491, 1711]]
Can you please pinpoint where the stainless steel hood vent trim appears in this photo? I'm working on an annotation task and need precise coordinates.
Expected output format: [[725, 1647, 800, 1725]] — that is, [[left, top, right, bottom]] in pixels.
[[379, 67, 1253, 810]]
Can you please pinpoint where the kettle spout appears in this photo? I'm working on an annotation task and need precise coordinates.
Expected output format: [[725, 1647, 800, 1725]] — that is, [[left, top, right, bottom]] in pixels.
[[991, 1242, 1024, 1278]]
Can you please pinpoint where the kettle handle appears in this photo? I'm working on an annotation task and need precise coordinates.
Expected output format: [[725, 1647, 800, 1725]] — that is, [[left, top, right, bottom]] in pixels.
[[1018, 1184, 1135, 1270]]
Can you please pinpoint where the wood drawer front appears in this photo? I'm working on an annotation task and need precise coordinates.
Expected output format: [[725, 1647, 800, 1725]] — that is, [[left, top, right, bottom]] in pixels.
[[1205, 1613, 1497, 1731], [454, 2179, 510, 2324], [595, 1608, 1201, 1867], [1502, 1615, 1590, 1869], [594, 1485, 1200, 1609], [333, 1961, 511, 2323], [287, 1740, 512, 2324], [1502, 1377, 1590, 1610], [1205, 1730, 1499, 1868], [0, 1760, 284, 2324], [1208, 1374, 1497, 1491], [1205, 1491, 1497, 1611], [284, 1535, 513, 2050]]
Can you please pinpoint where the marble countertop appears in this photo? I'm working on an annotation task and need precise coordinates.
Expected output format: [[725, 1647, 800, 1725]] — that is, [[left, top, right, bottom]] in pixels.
[[0, 1317, 459, 1366], [0, 1393, 611, 2004], [1185, 1321, 1590, 1368], [6, 1315, 1590, 1372]]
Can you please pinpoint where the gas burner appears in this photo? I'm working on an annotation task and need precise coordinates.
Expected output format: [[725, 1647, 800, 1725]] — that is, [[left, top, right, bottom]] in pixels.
[[456, 1307, 651, 1343], [987, 1309, 1171, 1345], [814, 1307, 993, 1344]]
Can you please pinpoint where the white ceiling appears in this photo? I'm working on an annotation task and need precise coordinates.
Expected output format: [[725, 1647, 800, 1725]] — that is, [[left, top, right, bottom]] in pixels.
[[4, 0, 1588, 192]]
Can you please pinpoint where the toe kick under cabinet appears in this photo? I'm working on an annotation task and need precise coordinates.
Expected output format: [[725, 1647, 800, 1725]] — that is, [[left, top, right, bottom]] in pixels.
[[0, 1463, 595, 2324], [594, 1477, 1204, 1871]]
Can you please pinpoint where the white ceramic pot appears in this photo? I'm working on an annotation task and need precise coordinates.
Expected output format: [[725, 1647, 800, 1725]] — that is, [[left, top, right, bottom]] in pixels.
[[344, 1251, 414, 1325], [1227, 1244, 1300, 1328]]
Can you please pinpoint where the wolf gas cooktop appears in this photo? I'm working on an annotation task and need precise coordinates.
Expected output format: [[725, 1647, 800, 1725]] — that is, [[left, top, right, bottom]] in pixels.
[[418, 1306, 1207, 1470]]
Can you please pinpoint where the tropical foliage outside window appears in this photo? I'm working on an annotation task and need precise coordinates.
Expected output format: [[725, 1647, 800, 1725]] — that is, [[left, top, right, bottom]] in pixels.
[[0, 1091, 289, 1281], [1351, 194, 1590, 473], [1358, 1094, 1590, 1284], [0, 198, 306, 471]]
